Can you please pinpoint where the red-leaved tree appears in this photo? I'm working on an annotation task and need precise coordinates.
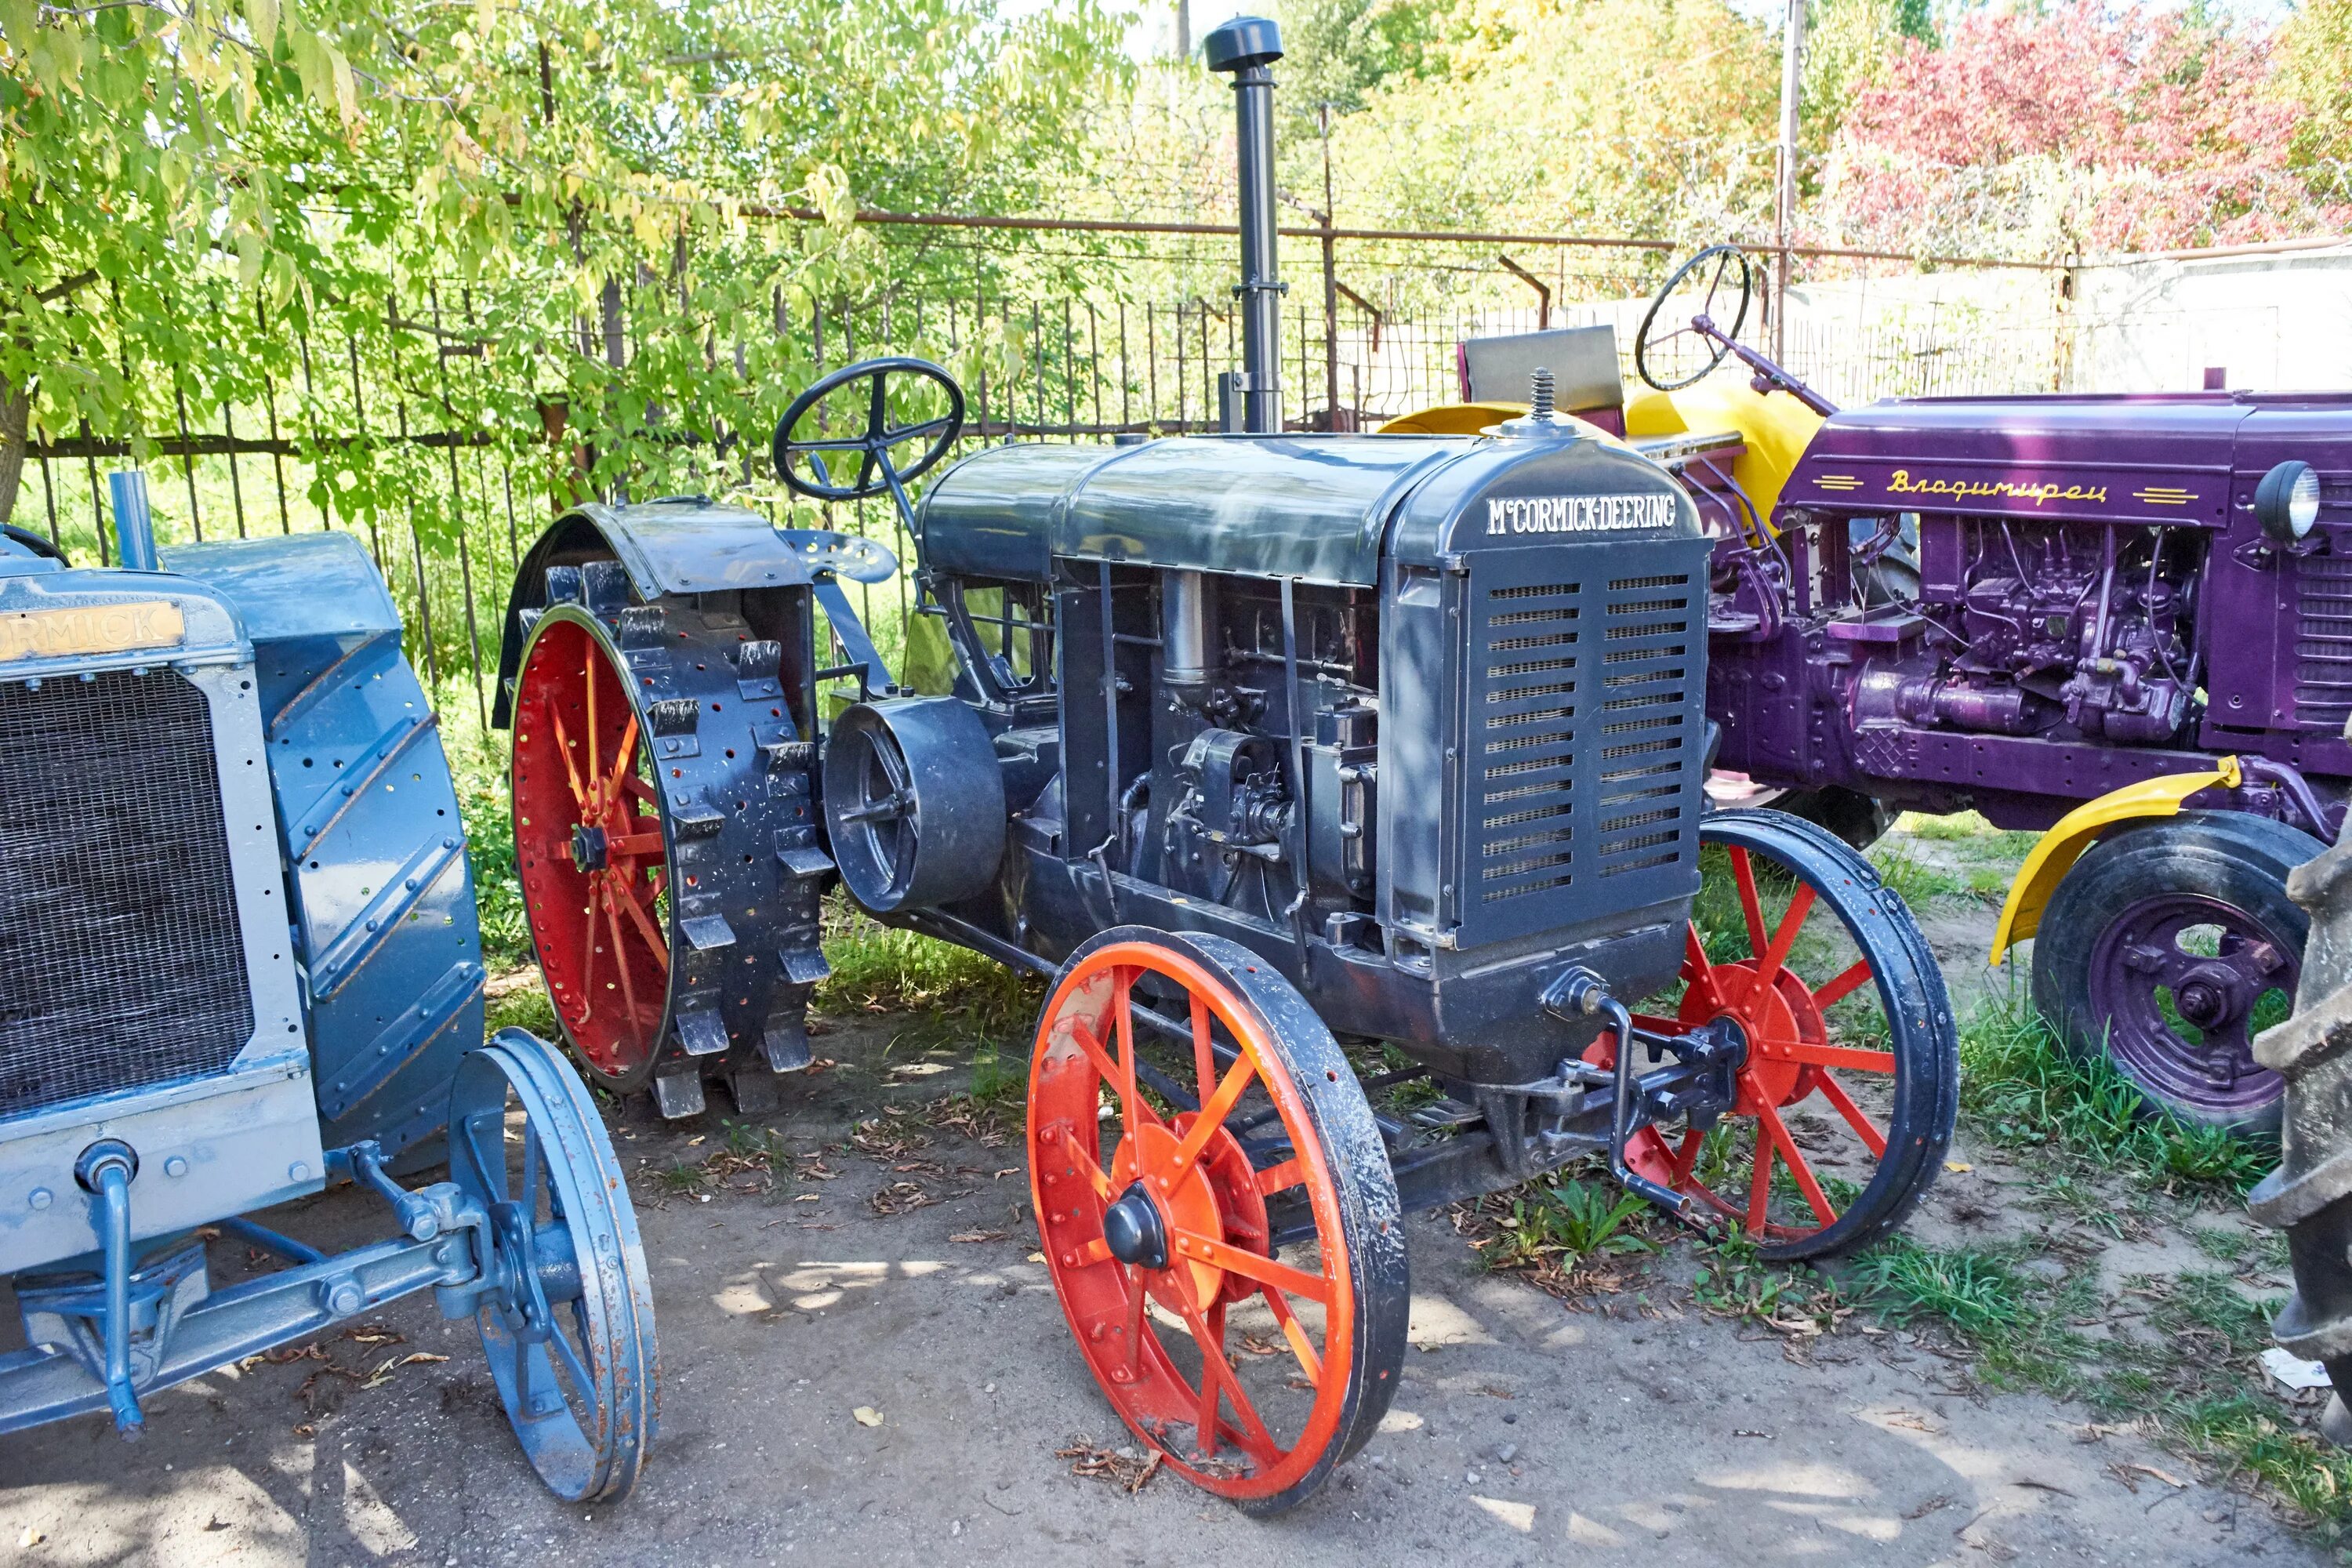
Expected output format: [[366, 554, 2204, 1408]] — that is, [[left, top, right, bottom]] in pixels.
[[1813, 1, 2350, 258]]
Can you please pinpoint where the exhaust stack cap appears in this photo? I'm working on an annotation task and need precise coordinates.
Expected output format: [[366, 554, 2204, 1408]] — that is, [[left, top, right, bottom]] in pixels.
[[1203, 15, 1283, 72]]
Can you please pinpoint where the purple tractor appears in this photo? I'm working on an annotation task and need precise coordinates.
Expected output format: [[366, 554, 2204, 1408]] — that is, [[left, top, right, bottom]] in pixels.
[[1398, 245, 2350, 1138]]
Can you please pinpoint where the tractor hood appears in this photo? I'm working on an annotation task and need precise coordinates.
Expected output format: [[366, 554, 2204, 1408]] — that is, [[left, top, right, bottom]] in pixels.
[[1780, 390, 2352, 531]]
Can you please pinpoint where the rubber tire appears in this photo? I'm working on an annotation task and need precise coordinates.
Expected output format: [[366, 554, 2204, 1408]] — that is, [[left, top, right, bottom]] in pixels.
[[2031, 811, 2319, 1138], [1769, 786, 1893, 851], [2249, 825, 2352, 1446]]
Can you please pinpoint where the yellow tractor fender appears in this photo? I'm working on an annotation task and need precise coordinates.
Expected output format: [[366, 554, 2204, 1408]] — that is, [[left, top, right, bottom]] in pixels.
[[1374, 403, 1627, 446], [1987, 756, 2243, 964]]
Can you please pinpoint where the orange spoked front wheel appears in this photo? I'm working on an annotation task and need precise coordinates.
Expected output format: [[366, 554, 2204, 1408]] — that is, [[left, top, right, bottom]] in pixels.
[[1606, 810, 1958, 1261], [1027, 927, 1407, 1514]]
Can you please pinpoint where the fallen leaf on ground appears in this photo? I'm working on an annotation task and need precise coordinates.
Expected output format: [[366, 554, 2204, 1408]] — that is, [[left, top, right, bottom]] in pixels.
[[853, 1406, 884, 1428], [1944, 1161, 1973, 1173], [949, 1230, 1007, 1244]]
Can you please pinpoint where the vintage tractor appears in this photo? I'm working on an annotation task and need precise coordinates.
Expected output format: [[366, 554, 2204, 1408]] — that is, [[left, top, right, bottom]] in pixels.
[[0, 477, 656, 1501], [1404, 246, 2352, 1138], [771, 16, 1945, 1512]]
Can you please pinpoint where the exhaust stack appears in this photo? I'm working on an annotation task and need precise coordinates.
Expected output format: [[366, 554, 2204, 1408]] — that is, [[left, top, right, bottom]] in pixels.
[[1204, 16, 1284, 435]]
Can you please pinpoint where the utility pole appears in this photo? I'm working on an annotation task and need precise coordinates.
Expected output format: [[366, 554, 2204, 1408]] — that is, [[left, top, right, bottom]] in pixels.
[[1773, 0, 1806, 361], [1321, 103, 1340, 429], [1175, 0, 1190, 57]]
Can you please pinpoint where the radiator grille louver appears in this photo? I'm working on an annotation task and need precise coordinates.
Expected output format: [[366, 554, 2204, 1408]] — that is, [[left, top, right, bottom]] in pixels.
[[2296, 553, 2352, 734], [1453, 554, 1701, 946], [0, 671, 253, 1116]]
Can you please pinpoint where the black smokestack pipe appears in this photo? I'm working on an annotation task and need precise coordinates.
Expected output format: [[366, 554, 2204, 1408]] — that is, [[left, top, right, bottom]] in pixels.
[[1204, 16, 1284, 435]]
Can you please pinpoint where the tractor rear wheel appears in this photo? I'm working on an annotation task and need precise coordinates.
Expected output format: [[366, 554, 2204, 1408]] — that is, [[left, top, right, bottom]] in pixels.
[[1027, 927, 1408, 1513], [2250, 825, 2352, 1445], [2031, 811, 2318, 1137]]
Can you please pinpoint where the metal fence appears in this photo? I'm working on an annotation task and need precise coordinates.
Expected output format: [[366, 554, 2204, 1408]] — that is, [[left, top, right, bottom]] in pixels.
[[16, 232, 2088, 722]]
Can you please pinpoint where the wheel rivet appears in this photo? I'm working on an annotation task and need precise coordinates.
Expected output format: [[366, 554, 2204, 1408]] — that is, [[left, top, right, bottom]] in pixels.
[[1060, 1252, 1075, 1266]]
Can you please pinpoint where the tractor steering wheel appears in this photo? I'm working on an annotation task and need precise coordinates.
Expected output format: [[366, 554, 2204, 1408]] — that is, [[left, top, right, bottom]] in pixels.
[[1635, 245, 1754, 392], [2, 524, 67, 564], [771, 357, 964, 514]]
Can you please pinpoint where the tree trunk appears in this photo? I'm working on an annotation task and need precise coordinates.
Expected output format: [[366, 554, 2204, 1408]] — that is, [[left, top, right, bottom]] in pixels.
[[0, 368, 27, 528]]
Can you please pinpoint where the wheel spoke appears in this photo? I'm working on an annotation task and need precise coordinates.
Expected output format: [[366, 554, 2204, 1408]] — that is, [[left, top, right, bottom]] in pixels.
[[1744, 1120, 1774, 1234], [1075, 1236, 1113, 1267], [599, 715, 640, 815], [609, 872, 672, 971], [1118, 1265, 1149, 1377], [1813, 1069, 1889, 1158], [1261, 1285, 1323, 1385], [1254, 1158, 1305, 1196], [1682, 924, 1722, 1011], [1110, 967, 1144, 1148], [1755, 1099, 1838, 1229], [1167, 1227, 1328, 1304], [547, 1305, 597, 1403], [1773, 1037, 1895, 1073], [545, 708, 592, 815], [582, 652, 601, 792], [1058, 1131, 1116, 1203], [604, 831, 666, 859], [1164, 1054, 1258, 1181], [521, 1126, 543, 1221], [1729, 847, 1768, 957], [461, 1113, 509, 1203], [1813, 957, 1875, 1011], [1177, 1298, 1279, 1463], [602, 890, 645, 1030], [1752, 884, 1817, 996], [1193, 1301, 1225, 1457], [1189, 993, 1216, 1105]]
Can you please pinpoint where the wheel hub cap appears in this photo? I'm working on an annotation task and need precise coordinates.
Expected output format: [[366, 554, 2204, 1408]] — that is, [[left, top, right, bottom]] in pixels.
[[570, 823, 609, 873], [1102, 1183, 1168, 1269]]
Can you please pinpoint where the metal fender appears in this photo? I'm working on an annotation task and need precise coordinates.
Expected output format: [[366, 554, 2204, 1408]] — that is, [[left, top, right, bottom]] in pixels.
[[1375, 402, 1624, 445], [1988, 756, 2243, 964], [1639, 376, 1826, 528]]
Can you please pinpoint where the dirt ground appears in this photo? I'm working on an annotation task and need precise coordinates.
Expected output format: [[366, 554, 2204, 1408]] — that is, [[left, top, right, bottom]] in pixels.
[[0, 818, 2332, 1566]]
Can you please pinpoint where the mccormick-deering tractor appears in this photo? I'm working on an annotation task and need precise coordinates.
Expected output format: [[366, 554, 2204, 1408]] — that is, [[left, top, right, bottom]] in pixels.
[[490, 16, 1961, 1512], [1406, 245, 2352, 1139], [0, 477, 656, 1501]]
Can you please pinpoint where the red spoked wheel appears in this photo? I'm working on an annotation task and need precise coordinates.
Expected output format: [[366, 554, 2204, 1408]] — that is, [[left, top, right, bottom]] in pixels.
[[511, 615, 673, 1092], [1600, 810, 1957, 1261], [1028, 927, 1407, 1514]]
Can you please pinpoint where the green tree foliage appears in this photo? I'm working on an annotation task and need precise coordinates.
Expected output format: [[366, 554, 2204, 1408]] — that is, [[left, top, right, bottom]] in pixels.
[[0, 0, 1122, 527], [1321, 0, 1780, 245], [2273, 0, 2352, 205]]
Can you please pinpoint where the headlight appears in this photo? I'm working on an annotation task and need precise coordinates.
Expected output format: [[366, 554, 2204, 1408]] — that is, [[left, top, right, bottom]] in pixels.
[[2256, 459, 2321, 543]]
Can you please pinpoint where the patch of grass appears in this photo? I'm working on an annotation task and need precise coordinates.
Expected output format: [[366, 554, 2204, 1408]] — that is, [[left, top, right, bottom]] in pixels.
[[1864, 841, 1966, 907], [819, 898, 1033, 1026], [485, 983, 558, 1038], [1690, 1235, 1846, 1329], [1898, 810, 2041, 860], [1482, 1179, 1657, 1272], [1956, 992, 2272, 1196], [2191, 1225, 2292, 1273], [1847, 1238, 2035, 1339], [438, 703, 534, 971]]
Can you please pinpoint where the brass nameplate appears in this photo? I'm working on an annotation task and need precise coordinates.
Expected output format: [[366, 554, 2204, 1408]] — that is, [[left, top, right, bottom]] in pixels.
[[0, 601, 187, 662]]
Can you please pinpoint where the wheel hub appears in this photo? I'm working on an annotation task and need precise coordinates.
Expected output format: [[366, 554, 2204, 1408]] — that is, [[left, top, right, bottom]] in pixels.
[[570, 823, 609, 873], [1102, 1183, 1169, 1269]]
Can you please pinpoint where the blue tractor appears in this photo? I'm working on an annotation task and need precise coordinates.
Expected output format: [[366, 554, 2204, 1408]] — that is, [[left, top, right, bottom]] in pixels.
[[0, 477, 656, 1501]]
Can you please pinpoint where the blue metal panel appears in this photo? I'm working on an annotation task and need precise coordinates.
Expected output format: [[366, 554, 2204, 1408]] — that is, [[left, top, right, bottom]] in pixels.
[[918, 436, 1478, 586], [166, 534, 486, 1160]]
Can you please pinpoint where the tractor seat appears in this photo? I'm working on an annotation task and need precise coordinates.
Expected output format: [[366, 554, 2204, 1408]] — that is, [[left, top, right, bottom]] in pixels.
[[1459, 325, 1626, 436]]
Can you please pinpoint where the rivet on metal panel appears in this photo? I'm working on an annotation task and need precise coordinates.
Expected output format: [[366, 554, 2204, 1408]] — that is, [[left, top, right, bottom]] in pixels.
[[27, 1188, 52, 1210], [164, 1156, 189, 1178]]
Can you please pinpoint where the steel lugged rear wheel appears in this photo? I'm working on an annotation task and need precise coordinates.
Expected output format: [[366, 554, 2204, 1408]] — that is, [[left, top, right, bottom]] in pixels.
[[1027, 928, 1407, 1513], [2251, 828, 2352, 1445], [512, 616, 671, 1091], [449, 1029, 659, 1502], [1609, 810, 1957, 1261]]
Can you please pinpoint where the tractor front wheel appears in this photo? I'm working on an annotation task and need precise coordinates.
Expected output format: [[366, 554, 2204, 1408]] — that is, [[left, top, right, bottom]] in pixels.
[[2031, 811, 2319, 1138], [1026, 927, 1408, 1513]]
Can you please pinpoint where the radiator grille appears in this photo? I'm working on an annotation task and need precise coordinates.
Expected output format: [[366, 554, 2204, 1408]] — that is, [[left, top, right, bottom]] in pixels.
[[0, 670, 254, 1116], [1453, 550, 1704, 946], [2296, 553, 2352, 734]]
